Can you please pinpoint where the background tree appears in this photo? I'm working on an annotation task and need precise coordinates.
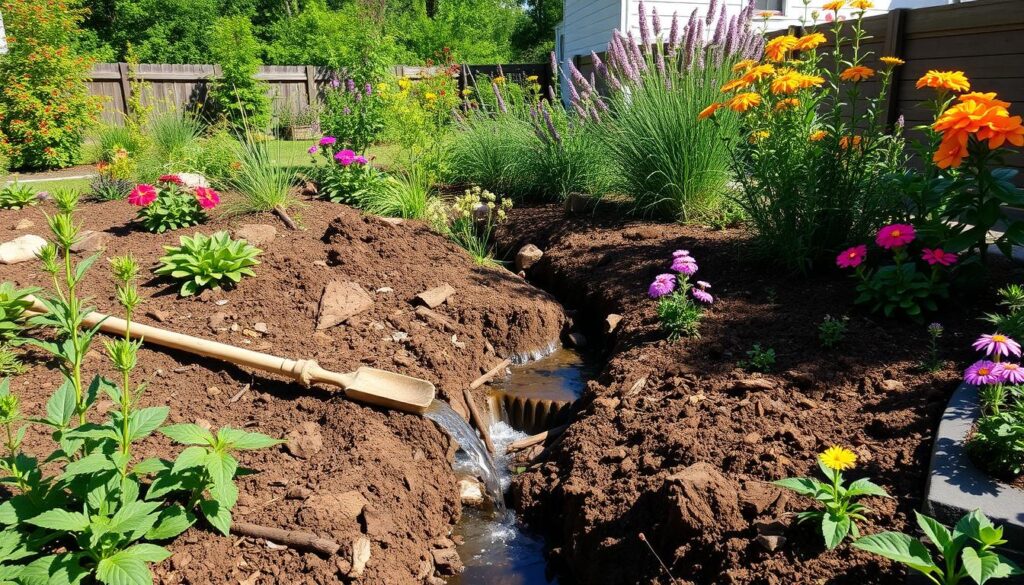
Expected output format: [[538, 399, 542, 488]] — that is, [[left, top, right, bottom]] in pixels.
[[208, 15, 271, 130]]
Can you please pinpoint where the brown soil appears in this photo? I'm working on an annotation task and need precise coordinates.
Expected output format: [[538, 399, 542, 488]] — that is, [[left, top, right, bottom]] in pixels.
[[496, 203, 1017, 585], [1, 196, 564, 584]]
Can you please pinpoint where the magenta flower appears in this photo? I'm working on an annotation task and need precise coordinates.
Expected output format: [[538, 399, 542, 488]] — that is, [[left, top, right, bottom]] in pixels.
[[319, 136, 337, 146], [964, 360, 1001, 385], [308, 145, 318, 155], [335, 149, 357, 166], [672, 249, 691, 258], [875, 224, 916, 249], [127, 184, 157, 207], [836, 245, 867, 269], [671, 256, 698, 275], [921, 248, 957, 267], [649, 273, 677, 298], [994, 362, 1024, 384], [354, 155, 368, 165], [194, 186, 220, 210], [972, 333, 1022, 358], [692, 288, 714, 304]]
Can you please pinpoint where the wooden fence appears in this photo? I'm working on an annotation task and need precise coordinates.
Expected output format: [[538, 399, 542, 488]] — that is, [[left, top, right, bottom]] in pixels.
[[89, 62, 552, 126]]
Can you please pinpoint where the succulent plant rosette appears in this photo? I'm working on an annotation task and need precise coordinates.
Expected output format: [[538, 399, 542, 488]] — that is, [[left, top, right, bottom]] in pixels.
[[308, 136, 380, 205], [648, 250, 714, 339], [128, 175, 221, 234], [836, 223, 955, 320]]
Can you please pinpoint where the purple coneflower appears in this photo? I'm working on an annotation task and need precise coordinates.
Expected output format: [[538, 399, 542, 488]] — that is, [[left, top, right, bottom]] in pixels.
[[649, 274, 677, 298], [346, 79, 356, 92], [319, 136, 337, 146], [973, 333, 1022, 358], [672, 256, 698, 275], [692, 289, 714, 304], [308, 146, 318, 154], [994, 362, 1024, 384], [964, 360, 1001, 385]]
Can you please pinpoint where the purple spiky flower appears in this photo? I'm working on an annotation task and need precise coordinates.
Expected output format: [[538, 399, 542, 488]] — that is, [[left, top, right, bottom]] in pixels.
[[639, 1, 651, 52], [627, 30, 646, 72], [550, 52, 559, 86], [652, 7, 662, 38], [667, 12, 680, 55], [706, 0, 719, 25], [542, 103, 562, 145], [711, 4, 727, 46]]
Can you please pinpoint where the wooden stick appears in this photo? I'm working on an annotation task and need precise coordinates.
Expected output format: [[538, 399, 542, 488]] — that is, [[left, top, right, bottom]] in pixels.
[[463, 388, 496, 455], [230, 521, 340, 556], [274, 205, 298, 230], [229, 383, 251, 403], [469, 358, 511, 390], [506, 424, 567, 453]]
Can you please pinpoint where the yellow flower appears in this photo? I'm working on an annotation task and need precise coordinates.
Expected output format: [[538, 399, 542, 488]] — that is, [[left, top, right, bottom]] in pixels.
[[765, 35, 798, 61], [727, 92, 762, 112], [851, 0, 873, 9], [526, 75, 539, 82], [916, 70, 971, 93], [462, 87, 473, 96], [424, 92, 438, 101], [398, 78, 411, 90], [698, 102, 724, 120], [809, 129, 828, 141], [840, 65, 875, 82], [493, 75, 506, 85], [774, 97, 800, 111], [823, 0, 846, 10], [880, 56, 905, 67], [770, 72, 823, 95], [793, 32, 826, 51], [758, 10, 778, 18], [721, 77, 752, 93], [732, 59, 758, 73], [748, 130, 770, 143], [819, 446, 857, 471]]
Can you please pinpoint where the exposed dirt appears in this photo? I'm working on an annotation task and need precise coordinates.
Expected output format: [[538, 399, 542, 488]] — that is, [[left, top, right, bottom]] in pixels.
[[497, 203, 1017, 585], [0, 196, 564, 584]]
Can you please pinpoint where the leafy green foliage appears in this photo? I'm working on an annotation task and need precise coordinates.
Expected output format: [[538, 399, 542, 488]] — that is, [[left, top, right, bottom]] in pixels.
[[775, 453, 889, 550], [363, 159, 438, 220], [0, 184, 38, 210], [207, 16, 270, 131], [0, 0, 102, 170], [155, 231, 261, 296], [136, 183, 212, 234], [740, 344, 776, 373], [222, 138, 298, 216], [984, 285, 1024, 340], [657, 291, 704, 340], [90, 175, 135, 202], [311, 143, 385, 205], [968, 388, 1024, 477], [431, 186, 511, 266], [851, 245, 949, 320], [321, 79, 385, 153], [0, 283, 36, 345], [0, 347, 25, 376], [818, 315, 848, 349], [854, 510, 1022, 585]]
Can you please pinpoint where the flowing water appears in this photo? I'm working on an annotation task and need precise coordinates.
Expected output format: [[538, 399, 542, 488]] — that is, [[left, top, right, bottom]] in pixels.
[[424, 399, 506, 514]]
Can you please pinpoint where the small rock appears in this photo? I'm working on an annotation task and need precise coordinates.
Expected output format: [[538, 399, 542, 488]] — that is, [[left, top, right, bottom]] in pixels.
[[213, 299, 228, 306], [285, 422, 323, 459], [619, 457, 636, 474], [147, 309, 171, 323], [35, 191, 52, 202], [317, 280, 374, 330], [414, 283, 455, 309], [0, 234, 47, 264], [350, 537, 371, 577], [234, 224, 277, 248], [458, 478, 485, 508], [312, 260, 328, 267], [375, 287, 394, 294], [379, 216, 403, 226], [566, 331, 587, 348], [755, 534, 786, 552], [391, 331, 409, 342], [70, 230, 108, 253], [879, 379, 905, 393], [733, 378, 777, 392], [176, 172, 209, 190], [253, 322, 268, 334], [604, 447, 627, 462], [335, 490, 370, 519], [285, 486, 312, 500], [13, 219, 33, 230], [743, 432, 760, 444], [195, 418, 212, 431], [430, 547, 463, 576], [230, 323, 240, 332], [451, 335, 466, 350], [797, 397, 817, 409], [207, 386, 222, 397], [605, 314, 623, 334], [208, 311, 229, 330], [515, 244, 543, 272]]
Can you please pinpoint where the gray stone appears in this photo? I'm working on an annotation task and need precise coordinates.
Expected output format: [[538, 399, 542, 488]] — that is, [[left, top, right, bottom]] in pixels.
[[457, 478, 485, 508], [515, 244, 543, 272], [176, 172, 209, 190], [234, 224, 277, 248], [0, 234, 46, 264], [317, 281, 374, 330]]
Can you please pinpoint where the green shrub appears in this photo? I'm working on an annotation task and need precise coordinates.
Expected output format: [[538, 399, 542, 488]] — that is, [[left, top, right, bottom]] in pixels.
[[207, 16, 271, 132], [91, 174, 135, 201], [155, 231, 261, 296], [740, 344, 776, 372], [96, 124, 145, 159], [432, 186, 511, 266], [0, 282, 36, 345], [0, 0, 102, 169], [321, 78, 385, 153], [190, 129, 243, 186], [310, 140, 385, 205], [138, 110, 205, 180], [0, 183, 37, 210], [523, 98, 614, 200], [363, 159, 437, 219], [449, 116, 533, 196]]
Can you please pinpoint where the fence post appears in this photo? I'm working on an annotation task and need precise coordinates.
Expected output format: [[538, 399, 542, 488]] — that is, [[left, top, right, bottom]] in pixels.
[[116, 62, 131, 122], [305, 65, 317, 106], [882, 9, 907, 127]]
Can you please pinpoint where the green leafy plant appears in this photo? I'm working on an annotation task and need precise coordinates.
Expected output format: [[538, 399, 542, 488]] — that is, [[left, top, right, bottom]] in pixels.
[[321, 77, 385, 153], [922, 322, 945, 372], [0, 283, 36, 345], [818, 315, 848, 349], [132, 178, 220, 234], [0, 183, 38, 210], [854, 510, 1022, 585], [90, 174, 135, 202], [363, 158, 438, 220], [0, 347, 25, 375], [208, 16, 271, 131], [775, 446, 889, 549], [311, 139, 384, 205], [155, 231, 261, 297], [968, 392, 1024, 477], [984, 285, 1024, 340], [740, 344, 776, 373], [647, 251, 714, 340], [222, 138, 298, 219]]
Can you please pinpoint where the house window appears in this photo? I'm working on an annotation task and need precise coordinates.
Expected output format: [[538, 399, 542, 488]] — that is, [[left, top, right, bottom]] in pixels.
[[755, 0, 785, 13]]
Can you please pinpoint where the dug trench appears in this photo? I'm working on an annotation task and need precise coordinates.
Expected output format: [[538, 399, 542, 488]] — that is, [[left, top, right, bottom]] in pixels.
[[0, 198, 566, 584], [494, 202, 1019, 585]]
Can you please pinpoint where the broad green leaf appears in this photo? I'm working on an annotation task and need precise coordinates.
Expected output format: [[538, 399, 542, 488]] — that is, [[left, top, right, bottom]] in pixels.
[[61, 452, 116, 479], [129, 407, 169, 441], [96, 550, 154, 585], [64, 424, 119, 442], [26, 509, 90, 532], [159, 424, 214, 446], [131, 458, 169, 477], [962, 547, 1016, 584], [853, 532, 939, 574], [772, 477, 822, 497], [170, 446, 209, 475], [822, 511, 851, 550], [915, 512, 953, 558], [199, 499, 232, 536], [217, 428, 283, 451], [145, 505, 195, 541], [16, 553, 89, 585], [123, 543, 171, 564], [205, 451, 238, 494], [46, 381, 77, 427], [845, 478, 889, 498], [107, 500, 162, 536]]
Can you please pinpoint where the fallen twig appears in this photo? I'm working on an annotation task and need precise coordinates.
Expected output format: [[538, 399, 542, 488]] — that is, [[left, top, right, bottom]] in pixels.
[[229, 383, 251, 403], [506, 424, 567, 454], [230, 521, 340, 556], [463, 388, 495, 455], [274, 205, 298, 230], [469, 358, 511, 390]]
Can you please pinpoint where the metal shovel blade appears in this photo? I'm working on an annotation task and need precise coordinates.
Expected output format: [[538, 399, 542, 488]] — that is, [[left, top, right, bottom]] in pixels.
[[342, 367, 436, 414]]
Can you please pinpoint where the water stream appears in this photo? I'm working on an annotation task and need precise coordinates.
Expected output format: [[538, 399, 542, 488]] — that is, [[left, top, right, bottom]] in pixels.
[[424, 400, 506, 514]]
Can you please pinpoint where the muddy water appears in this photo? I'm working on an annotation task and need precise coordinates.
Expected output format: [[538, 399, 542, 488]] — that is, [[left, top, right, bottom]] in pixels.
[[447, 347, 595, 585]]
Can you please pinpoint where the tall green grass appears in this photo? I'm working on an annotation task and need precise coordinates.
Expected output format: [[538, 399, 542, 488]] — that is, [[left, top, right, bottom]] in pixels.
[[222, 139, 298, 217], [95, 124, 145, 158], [448, 115, 533, 197], [363, 160, 437, 219], [147, 109, 204, 166]]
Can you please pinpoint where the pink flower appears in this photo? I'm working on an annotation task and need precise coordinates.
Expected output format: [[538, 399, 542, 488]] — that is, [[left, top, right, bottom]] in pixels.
[[671, 256, 698, 275], [692, 288, 714, 304], [354, 155, 368, 165], [964, 360, 1000, 385], [673, 250, 691, 258], [194, 186, 220, 210], [696, 280, 711, 289], [319, 136, 337, 146], [335, 149, 357, 166], [875, 224, 916, 249], [994, 362, 1024, 384], [972, 333, 1022, 358], [836, 245, 867, 268], [921, 248, 957, 267], [308, 145, 318, 154], [128, 184, 157, 206], [649, 273, 677, 298], [159, 174, 183, 186]]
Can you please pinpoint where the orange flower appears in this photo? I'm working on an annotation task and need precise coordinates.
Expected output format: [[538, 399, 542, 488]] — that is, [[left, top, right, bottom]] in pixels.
[[698, 102, 724, 120], [732, 59, 758, 73], [959, 92, 1011, 109], [727, 92, 762, 112], [916, 70, 971, 93], [851, 0, 873, 9], [978, 114, 1024, 150], [742, 64, 776, 83], [770, 72, 824, 95], [809, 130, 828, 141], [721, 78, 752, 93], [765, 35, 798, 62], [840, 65, 875, 82], [839, 135, 863, 149], [775, 98, 800, 111], [793, 33, 827, 51], [933, 131, 969, 169], [879, 56, 905, 67], [823, 0, 846, 10]]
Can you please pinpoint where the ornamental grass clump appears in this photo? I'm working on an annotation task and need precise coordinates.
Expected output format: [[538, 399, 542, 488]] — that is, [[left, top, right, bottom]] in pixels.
[[568, 1, 761, 222], [700, 1, 906, 272], [648, 250, 713, 339], [155, 231, 261, 297], [774, 446, 889, 549], [129, 176, 222, 234]]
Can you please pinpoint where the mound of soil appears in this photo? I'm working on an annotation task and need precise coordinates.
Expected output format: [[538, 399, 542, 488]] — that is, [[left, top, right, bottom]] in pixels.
[[497, 203, 1016, 584], [1, 197, 564, 584]]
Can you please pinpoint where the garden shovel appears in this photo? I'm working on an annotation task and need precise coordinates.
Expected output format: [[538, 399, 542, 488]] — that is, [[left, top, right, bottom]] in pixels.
[[24, 297, 436, 415]]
